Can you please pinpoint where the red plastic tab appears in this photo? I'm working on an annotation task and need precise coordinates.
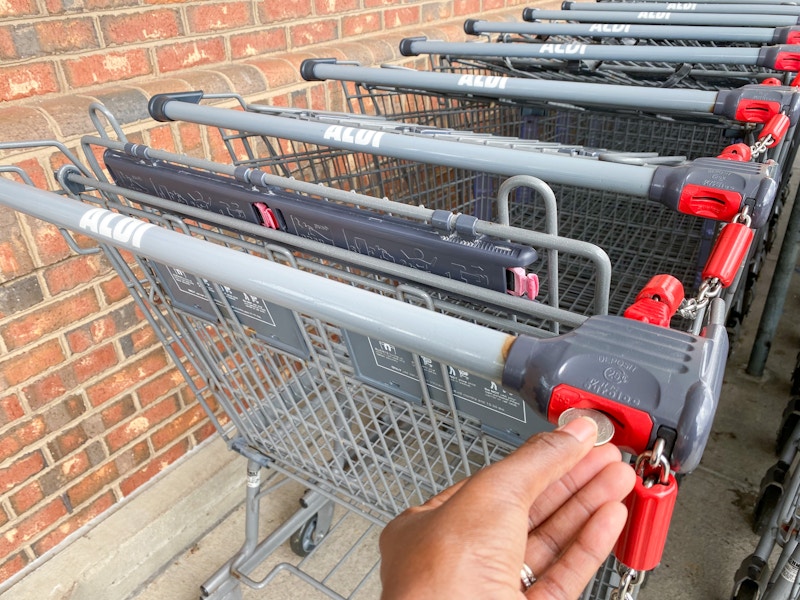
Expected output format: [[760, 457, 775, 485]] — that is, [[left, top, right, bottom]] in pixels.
[[547, 384, 653, 455], [734, 99, 781, 124], [761, 77, 783, 86], [774, 51, 800, 72], [702, 223, 755, 287], [677, 184, 742, 221], [253, 202, 279, 229], [761, 113, 791, 148], [623, 274, 684, 327], [615, 473, 678, 572], [717, 143, 752, 162], [792, 73, 800, 88]]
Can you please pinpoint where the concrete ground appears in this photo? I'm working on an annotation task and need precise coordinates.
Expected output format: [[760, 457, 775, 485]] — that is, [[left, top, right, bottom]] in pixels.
[[125, 189, 800, 600]]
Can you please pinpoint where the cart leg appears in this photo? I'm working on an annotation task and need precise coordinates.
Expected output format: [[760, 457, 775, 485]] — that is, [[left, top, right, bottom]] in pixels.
[[200, 460, 334, 598]]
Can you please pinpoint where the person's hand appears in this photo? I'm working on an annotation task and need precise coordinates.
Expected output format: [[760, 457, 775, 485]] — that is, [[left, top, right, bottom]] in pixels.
[[379, 417, 637, 599]]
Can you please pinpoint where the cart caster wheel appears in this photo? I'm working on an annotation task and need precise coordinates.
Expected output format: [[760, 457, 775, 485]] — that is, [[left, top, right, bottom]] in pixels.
[[753, 461, 788, 534], [776, 397, 800, 454], [290, 513, 329, 557], [732, 581, 760, 600]]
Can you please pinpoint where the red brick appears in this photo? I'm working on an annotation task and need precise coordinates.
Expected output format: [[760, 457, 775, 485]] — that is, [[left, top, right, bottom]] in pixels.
[[193, 419, 217, 444], [42, 396, 86, 431], [35, 17, 99, 54], [0, 505, 8, 527], [100, 396, 136, 429], [44, 254, 106, 295], [0, 394, 25, 426], [0, 0, 37, 17], [187, 2, 252, 33], [0, 451, 46, 494], [1, 340, 65, 387], [314, 0, 358, 15], [0, 61, 59, 102], [136, 370, 184, 406], [454, 0, 481, 16], [290, 20, 338, 47], [150, 404, 206, 450], [73, 344, 119, 384], [230, 28, 287, 59], [32, 490, 116, 557], [146, 125, 178, 153], [115, 440, 150, 475], [155, 39, 226, 73], [49, 424, 89, 460], [99, 275, 128, 304], [66, 462, 118, 507], [342, 12, 382, 37], [106, 395, 179, 452], [483, 0, 505, 9], [0, 552, 29, 583], [0, 498, 67, 560], [0, 418, 46, 463], [257, 0, 311, 22], [177, 123, 203, 156], [85, 349, 169, 407], [66, 315, 118, 354], [100, 9, 181, 45], [384, 5, 421, 28], [10, 480, 44, 514], [22, 367, 74, 411], [422, 2, 451, 22], [119, 439, 189, 497], [126, 326, 158, 356], [0, 27, 16, 60], [85, 0, 140, 8], [25, 218, 71, 265], [0, 289, 100, 350], [63, 49, 152, 88]]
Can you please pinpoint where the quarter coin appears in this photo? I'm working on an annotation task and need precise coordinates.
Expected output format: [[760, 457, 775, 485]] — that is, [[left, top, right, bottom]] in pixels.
[[557, 407, 615, 446]]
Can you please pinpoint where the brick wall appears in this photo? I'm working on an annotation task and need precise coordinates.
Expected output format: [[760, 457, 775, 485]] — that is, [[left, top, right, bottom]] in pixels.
[[0, 0, 545, 585]]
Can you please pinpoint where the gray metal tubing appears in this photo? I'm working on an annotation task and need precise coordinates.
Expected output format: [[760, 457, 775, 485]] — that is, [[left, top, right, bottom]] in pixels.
[[623, 0, 800, 3], [0, 177, 514, 382], [467, 20, 782, 43], [524, 9, 800, 26], [747, 173, 800, 376], [304, 61, 719, 114], [565, 2, 800, 15], [402, 38, 779, 67], [153, 99, 656, 196]]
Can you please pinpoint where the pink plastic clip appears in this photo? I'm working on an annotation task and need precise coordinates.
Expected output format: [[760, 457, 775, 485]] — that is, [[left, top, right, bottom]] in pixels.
[[506, 268, 539, 300], [254, 202, 279, 229]]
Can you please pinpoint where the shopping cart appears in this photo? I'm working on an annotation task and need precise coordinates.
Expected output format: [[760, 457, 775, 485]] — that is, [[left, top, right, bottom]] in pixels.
[[0, 104, 728, 599], [144, 91, 779, 347], [463, 19, 800, 46]]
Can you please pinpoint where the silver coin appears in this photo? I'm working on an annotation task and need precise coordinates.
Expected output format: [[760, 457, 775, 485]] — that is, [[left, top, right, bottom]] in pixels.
[[557, 408, 615, 446]]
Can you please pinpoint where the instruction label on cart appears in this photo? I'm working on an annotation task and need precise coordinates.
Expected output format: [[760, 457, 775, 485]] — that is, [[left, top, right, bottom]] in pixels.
[[344, 332, 549, 442], [154, 263, 309, 358]]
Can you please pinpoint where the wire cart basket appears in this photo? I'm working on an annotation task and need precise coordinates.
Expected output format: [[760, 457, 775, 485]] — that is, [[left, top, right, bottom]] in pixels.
[[0, 101, 735, 599], [144, 90, 781, 348]]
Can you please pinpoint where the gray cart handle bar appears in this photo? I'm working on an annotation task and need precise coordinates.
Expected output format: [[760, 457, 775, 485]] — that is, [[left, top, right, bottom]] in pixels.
[[398, 37, 800, 73], [563, 2, 800, 16], [149, 92, 779, 228], [523, 8, 800, 27], [464, 19, 800, 45], [301, 58, 800, 127], [0, 176, 728, 473]]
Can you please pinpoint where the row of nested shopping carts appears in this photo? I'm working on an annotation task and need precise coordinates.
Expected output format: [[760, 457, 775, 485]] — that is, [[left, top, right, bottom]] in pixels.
[[2, 1, 800, 598]]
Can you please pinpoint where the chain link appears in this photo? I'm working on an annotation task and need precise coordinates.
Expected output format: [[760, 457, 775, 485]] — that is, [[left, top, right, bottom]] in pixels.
[[678, 279, 723, 320], [750, 134, 773, 160], [610, 568, 640, 600]]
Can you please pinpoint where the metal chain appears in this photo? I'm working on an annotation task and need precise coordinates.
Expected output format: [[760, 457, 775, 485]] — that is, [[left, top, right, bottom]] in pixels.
[[750, 134, 774, 160], [610, 568, 640, 600]]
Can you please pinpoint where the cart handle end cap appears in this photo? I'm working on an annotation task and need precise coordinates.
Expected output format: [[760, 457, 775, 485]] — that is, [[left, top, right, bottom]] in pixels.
[[522, 7, 538, 21], [561, 1, 574, 9], [148, 91, 204, 122], [399, 37, 427, 57], [300, 58, 337, 82], [463, 19, 479, 35]]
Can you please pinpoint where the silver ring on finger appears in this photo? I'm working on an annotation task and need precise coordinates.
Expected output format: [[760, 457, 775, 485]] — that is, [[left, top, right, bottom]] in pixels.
[[520, 563, 536, 591]]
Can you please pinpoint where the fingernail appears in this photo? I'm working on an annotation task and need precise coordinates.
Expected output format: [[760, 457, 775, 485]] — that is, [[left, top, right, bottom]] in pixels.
[[558, 416, 598, 443]]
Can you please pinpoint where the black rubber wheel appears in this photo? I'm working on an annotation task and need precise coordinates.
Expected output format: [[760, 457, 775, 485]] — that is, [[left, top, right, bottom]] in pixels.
[[753, 463, 786, 535], [289, 514, 327, 557], [731, 579, 760, 600], [776, 398, 800, 454]]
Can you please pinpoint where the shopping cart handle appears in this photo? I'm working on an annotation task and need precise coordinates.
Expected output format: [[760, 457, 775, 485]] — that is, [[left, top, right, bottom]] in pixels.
[[714, 84, 800, 126], [501, 299, 728, 474], [650, 158, 779, 228], [773, 26, 800, 45], [758, 45, 800, 72]]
